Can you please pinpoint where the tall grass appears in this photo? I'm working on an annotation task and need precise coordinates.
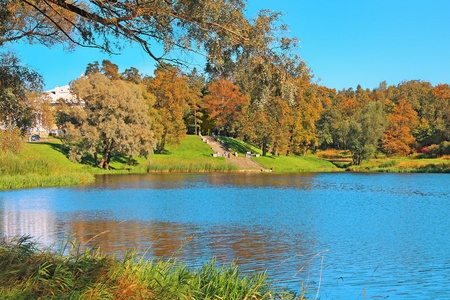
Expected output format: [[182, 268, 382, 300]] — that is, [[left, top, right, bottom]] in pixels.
[[0, 236, 305, 299], [348, 158, 450, 173], [147, 157, 238, 172], [0, 172, 95, 190]]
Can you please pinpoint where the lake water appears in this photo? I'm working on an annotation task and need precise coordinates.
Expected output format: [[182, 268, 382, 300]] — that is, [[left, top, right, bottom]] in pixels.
[[0, 172, 449, 299]]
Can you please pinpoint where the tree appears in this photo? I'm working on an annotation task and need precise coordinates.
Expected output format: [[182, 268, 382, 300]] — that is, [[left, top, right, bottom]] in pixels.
[[148, 66, 193, 153], [0, 52, 42, 133], [203, 78, 249, 135], [58, 73, 156, 169], [185, 68, 206, 135], [121, 67, 142, 85], [347, 101, 386, 165], [5, 0, 251, 67], [383, 99, 418, 156]]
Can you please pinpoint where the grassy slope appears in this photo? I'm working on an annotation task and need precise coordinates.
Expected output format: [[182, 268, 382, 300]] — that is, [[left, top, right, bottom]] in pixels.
[[219, 136, 340, 173], [0, 140, 95, 190], [0, 136, 238, 190], [147, 135, 238, 172]]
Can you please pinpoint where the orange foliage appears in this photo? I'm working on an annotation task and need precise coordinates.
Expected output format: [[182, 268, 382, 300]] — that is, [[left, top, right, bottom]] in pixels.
[[383, 99, 418, 155], [203, 79, 249, 130]]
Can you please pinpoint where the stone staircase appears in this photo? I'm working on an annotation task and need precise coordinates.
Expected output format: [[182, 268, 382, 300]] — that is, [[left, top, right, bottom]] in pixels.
[[200, 134, 268, 171]]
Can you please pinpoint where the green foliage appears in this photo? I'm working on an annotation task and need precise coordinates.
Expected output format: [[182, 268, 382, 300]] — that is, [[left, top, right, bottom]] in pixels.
[[0, 53, 42, 133], [59, 73, 156, 169], [347, 102, 387, 165], [0, 237, 305, 299]]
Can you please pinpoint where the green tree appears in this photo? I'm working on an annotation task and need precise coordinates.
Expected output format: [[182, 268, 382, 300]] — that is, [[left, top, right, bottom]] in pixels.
[[58, 73, 156, 169], [347, 101, 386, 165], [0, 52, 42, 133]]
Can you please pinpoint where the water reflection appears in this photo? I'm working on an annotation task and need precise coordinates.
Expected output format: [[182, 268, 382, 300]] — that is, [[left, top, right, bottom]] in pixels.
[[58, 215, 318, 286], [0, 172, 449, 299], [87, 172, 318, 191], [1, 194, 58, 245]]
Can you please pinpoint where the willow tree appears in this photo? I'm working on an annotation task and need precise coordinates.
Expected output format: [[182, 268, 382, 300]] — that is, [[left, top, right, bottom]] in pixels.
[[2, 0, 251, 67], [58, 73, 156, 169], [205, 10, 311, 156]]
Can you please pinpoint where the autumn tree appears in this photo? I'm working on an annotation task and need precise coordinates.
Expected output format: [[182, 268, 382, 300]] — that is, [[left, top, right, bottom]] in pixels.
[[203, 78, 249, 136], [383, 99, 418, 156], [148, 65, 193, 153], [433, 84, 450, 141], [58, 73, 156, 168], [121, 67, 142, 85]]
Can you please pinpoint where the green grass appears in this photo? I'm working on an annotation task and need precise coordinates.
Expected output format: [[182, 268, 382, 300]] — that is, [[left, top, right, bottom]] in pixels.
[[253, 155, 341, 173], [218, 136, 262, 155], [0, 139, 148, 190], [0, 236, 306, 299], [218, 136, 341, 173], [148, 135, 238, 172]]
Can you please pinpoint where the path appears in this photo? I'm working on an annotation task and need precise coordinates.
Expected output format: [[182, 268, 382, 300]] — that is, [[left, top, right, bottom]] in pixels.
[[201, 135, 267, 171]]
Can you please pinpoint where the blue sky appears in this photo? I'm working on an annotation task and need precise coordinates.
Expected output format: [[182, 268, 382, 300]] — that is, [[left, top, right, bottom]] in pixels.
[[9, 0, 450, 91]]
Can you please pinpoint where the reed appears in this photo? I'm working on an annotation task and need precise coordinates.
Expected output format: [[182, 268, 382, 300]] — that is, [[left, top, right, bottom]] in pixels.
[[0, 172, 95, 190], [0, 236, 305, 299], [147, 157, 238, 172]]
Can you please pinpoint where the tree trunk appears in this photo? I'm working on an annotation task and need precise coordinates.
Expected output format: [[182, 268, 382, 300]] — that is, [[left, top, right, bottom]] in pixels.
[[128, 154, 133, 165], [194, 109, 197, 135], [98, 141, 110, 168], [262, 140, 267, 156], [159, 129, 167, 154], [99, 152, 108, 169], [94, 152, 98, 166]]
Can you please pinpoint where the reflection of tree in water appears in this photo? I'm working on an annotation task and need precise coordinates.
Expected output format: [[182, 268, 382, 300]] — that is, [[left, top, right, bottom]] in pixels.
[[208, 173, 318, 189], [63, 216, 322, 288], [88, 173, 319, 191]]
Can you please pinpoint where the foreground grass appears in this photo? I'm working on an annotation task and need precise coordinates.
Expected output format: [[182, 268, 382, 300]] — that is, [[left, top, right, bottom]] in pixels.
[[0, 236, 304, 300]]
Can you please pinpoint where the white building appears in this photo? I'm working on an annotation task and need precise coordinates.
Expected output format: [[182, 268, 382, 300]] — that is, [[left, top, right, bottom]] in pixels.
[[29, 84, 83, 137], [45, 85, 83, 106]]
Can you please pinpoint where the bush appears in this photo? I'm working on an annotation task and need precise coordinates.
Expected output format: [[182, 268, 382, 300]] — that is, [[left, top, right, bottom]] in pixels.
[[439, 141, 450, 155], [0, 129, 23, 154], [427, 144, 440, 158]]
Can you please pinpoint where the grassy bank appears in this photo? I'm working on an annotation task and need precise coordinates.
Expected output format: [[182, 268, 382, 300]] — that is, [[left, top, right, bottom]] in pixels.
[[147, 135, 238, 172], [0, 136, 238, 190], [0, 141, 95, 190], [218, 136, 340, 173], [347, 157, 450, 173], [0, 236, 305, 300]]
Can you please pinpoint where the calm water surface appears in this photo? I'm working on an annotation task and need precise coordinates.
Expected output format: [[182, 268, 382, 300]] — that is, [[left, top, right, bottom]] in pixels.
[[1, 173, 449, 299]]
